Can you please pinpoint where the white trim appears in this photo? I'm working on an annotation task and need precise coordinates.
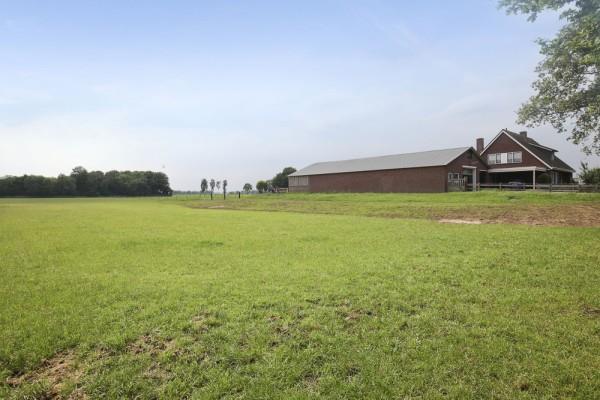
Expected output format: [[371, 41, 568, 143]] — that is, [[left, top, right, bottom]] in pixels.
[[487, 166, 546, 173], [480, 130, 505, 154], [480, 129, 553, 169]]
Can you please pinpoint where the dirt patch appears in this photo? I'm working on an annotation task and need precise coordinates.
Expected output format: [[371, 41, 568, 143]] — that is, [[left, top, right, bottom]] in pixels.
[[582, 305, 600, 317], [127, 335, 176, 356], [337, 308, 375, 323], [6, 350, 85, 399], [484, 204, 600, 227], [439, 219, 482, 225], [434, 204, 600, 227], [191, 311, 222, 333], [188, 199, 600, 227]]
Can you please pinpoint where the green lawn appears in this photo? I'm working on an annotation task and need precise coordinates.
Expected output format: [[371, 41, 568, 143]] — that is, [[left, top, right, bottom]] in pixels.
[[1, 195, 599, 398]]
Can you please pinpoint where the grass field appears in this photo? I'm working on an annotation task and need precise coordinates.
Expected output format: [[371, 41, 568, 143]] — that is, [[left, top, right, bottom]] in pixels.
[[177, 191, 600, 226], [1, 193, 599, 398]]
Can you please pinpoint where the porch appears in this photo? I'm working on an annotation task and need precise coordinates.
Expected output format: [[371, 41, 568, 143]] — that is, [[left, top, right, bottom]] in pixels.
[[484, 166, 546, 188]]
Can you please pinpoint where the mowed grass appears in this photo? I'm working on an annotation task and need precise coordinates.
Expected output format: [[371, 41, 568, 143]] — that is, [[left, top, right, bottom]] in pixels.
[[0, 196, 599, 398]]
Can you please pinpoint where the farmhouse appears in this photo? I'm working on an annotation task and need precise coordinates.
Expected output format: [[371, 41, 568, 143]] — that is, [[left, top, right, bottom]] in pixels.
[[289, 129, 575, 193]]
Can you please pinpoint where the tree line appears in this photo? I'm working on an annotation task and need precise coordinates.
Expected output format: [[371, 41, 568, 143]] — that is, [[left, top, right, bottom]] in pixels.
[[0, 166, 172, 197], [254, 167, 297, 193]]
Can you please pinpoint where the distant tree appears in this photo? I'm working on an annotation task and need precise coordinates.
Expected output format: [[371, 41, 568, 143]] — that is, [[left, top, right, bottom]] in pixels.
[[86, 171, 104, 196], [271, 167, 297, 188], [256, 180, 268, 193], [580, 162, 600, 184], [210, 179, 216, 199], [216, 180, 221, 191], [70, 166, 88, 195], [243, 183, 253, 193], [23, 175, 51, 197], [499, 0, 600, 155], [55, 174, 76, 196], [223, 179, 228, 199], [200, 178, 208, 194]]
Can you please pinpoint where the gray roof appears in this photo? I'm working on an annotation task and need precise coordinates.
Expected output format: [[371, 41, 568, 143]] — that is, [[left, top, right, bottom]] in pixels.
[[503, 130, 575, 172], [290, 147, 471, 177]]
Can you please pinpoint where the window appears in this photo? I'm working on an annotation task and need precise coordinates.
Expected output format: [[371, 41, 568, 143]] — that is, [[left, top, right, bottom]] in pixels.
[[448, 173, 461, 181], [488, 152, 521, 164], [508, 151, 522, 163], [488, 153, 501, 164], [513, 151, 522, 163], [289, 176, 309, 186]]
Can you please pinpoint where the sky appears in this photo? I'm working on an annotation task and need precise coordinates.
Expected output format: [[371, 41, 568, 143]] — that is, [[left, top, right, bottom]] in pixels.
[[1, 0, 599, 190]]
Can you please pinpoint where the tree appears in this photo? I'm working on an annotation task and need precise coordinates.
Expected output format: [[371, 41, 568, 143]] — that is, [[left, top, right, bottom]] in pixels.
[[499, 0, 600, 154], [200, 178, 208, 194], [243, 183, 253, 193], [256, 180, 268, 193], [55, 174, 76, 196], [210, 179, 216, 199], [86, 171, 104, 196], [579, 162, 600, 184], [70, 166, 88, 195], [271, 167, 297, 188], [216, 180, 221, 191], [223, 179, 228, 199]]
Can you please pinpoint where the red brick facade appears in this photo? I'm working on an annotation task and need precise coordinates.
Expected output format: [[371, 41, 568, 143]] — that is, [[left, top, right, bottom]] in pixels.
[[480, 133, 546, 168], [303, 165, 448, 193], [290, 148, 487, 193]]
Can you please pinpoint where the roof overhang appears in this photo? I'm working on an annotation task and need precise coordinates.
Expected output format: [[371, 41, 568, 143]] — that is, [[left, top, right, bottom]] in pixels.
[[552, 167, 575, 173]]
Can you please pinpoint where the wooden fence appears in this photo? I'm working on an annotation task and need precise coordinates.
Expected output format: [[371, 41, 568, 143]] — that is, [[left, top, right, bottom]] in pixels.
[[474, 183, 600, 192]]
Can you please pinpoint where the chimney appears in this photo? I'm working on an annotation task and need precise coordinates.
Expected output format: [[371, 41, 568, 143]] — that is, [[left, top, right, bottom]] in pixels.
[[519, 130, 528, 138], [476, 138, 484, 154]]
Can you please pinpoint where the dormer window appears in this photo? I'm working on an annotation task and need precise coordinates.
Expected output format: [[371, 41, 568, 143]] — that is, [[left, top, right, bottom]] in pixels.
[[488, 151, 521, 165]]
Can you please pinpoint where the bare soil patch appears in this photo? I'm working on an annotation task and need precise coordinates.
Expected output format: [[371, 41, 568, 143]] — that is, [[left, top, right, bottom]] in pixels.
[[434, 204, 600, 227], [582, 305, 600, 318], [6, 350, 85, 399], [439, 219, 482, 225]]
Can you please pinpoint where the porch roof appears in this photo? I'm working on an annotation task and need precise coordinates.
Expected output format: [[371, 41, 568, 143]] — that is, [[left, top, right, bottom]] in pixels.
[[487, 166, 546, 173]]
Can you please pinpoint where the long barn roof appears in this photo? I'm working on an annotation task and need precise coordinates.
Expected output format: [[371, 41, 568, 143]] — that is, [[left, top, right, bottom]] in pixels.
[[290, 147, 471, 177]]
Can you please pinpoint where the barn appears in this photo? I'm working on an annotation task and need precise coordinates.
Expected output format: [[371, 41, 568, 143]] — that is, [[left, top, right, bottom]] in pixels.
[[289, 147, 487, 193]]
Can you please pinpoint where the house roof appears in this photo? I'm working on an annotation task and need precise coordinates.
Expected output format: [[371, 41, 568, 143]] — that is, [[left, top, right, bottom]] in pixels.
[[290, 147, 472, 177], [488, 129, 575, 172]]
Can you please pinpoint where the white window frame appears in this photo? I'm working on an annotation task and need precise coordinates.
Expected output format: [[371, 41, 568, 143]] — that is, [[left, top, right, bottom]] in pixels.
[[513, 151, 522, 163], [448, 173, 461, 181]]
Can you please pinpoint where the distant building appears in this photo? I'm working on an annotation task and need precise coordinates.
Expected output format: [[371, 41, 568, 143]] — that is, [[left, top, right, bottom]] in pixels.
[[289, 129, 575, 193]]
